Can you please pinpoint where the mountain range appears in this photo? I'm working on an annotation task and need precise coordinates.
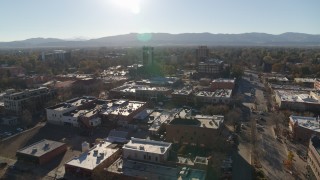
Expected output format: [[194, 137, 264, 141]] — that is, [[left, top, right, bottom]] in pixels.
[[1, 32, 320, 48]]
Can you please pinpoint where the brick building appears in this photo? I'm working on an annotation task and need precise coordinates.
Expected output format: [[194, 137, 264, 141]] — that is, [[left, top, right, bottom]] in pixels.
[[166, 114, 224, 147], [16, 139, 67, 165], [289, 115, 320, 143], [65, 141, 121, 178], [308, 136, 320, 179], [211, 78, 235, 91]]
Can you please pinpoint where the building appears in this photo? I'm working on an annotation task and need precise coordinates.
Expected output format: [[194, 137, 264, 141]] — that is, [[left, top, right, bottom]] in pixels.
[[294, 78, 316, 88], [123, 137, 172, 163], [196, 46, 209, 63], [289, 115, 320, 143], [308, 136, 320, 179], [16, 139, 67, 165], [106, 138, 206, 180], [166, 113, 224, 147], [211, 78, 235, 91], [41, 50, 71, 61], [315, 79, 320, 90], [0, 66, 25, 77], [110, 84, 172, 101], [195, 89, 232, 104], [65, 141, 121, 177], [4, 87, 55, 115], [46, 96, 96, 125], [274, 90, 320, 112], [0, 116, 18, 126], [62, 108, 101, 128], [101, 100, 147, 126], [197, 59, 223, 75], [136, 77, 182, 87], [172, 88, 193, 104], [148, 110, 177, 135], [142, 46, 154, 66]]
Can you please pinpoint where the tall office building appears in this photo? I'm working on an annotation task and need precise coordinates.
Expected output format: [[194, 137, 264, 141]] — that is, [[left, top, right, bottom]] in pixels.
[[196, 46, 209, 63], [142, 46, 154, 66]]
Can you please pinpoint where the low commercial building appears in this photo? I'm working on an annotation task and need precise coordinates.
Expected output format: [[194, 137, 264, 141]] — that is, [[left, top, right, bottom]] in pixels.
[[62, 108, 101, 128], [172, 88, 193, 104], [107, 138, 206, 180], [65, 141, 121, 177], [110, 84, 172, 101], [136, 77, 182, 87], [294, 78, 316, 88], [211, 78, 235, 91], [195, 89, 232, 104], [289, 115, 320, 143], [308, 136, 320, 179], [123, 137, 172, 163], [46, 96, 96, 125], [16, 139, 67, 165], [275, 90, 320, 112], [166, 114, 224, 147], [101, 100, 147, 126]]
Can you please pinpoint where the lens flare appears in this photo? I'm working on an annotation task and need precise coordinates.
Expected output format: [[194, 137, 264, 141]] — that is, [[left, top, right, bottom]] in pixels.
[[112, 0, 141, 14]]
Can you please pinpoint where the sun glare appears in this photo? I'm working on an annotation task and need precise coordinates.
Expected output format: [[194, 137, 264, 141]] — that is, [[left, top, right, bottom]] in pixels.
[[112, 0, 141, 14]]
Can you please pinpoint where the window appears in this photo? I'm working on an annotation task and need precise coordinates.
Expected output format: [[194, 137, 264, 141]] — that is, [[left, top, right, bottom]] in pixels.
[[155, 157, 158, 161], [149, 156, 151, 160], [144, 155, 146, 159]]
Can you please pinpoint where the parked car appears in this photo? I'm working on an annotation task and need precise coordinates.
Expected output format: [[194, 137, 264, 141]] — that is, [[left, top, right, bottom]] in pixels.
[[16, 128, 23, 132]]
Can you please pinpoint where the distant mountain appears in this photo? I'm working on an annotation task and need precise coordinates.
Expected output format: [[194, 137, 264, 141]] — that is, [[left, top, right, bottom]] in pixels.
[[1, 32, 320, 48]]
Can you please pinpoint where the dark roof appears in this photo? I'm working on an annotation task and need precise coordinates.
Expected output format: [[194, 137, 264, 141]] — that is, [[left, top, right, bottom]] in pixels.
[[169, 118, 200, 126]]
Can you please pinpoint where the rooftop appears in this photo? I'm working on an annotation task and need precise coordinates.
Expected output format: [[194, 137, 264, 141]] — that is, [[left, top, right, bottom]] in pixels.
[[172, 88, 193, 96], [195, 89, 232, 98], [123, 138, 171, 154], [170, 114, 223, 129], [212, 78, 235, 83], [17, 139, 65, 157], [108, 158, 178, 179], [110, 101, 146, 117], [290, 115, 320, 133], [48, 96, 96, 111], [275, 90, 320, 104], [65, 141, 119, 170], [294, 78, 316, 83]]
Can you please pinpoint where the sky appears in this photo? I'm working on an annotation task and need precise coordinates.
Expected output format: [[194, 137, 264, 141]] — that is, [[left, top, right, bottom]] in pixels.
[[0, 0, 319, 41]]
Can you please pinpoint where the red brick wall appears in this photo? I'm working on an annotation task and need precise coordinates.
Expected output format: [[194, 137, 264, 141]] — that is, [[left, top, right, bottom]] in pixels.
[[39, 144, 67, 165], [166, 124, 219, 147]]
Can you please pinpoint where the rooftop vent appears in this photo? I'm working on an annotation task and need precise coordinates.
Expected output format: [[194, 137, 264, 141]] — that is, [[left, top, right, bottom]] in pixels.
[[139, 145, 145, 151], [32, 148, 37, 154]]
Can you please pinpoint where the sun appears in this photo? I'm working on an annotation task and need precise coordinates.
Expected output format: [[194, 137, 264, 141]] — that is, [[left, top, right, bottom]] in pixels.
[[112, 0, 141, 14]]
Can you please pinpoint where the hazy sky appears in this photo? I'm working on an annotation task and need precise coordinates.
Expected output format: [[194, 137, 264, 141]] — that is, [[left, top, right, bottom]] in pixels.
[[1, 0, 319, 41]]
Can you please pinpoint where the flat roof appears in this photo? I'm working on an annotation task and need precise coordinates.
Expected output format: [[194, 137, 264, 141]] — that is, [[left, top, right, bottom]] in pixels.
[[290, 115, 320, 133], [123, 138, 171, 155], [108, 158, 178, 179], [170, 115, 223, 129], [65, 141, 119, 170], [212, 78, 235, 83], [48, 97, 96, 111], [112, 84, 171, 93], [110, 101, 146, 117], [294, 78, 316, 83], [17, 139, 65, 157], [195, 89, 232, 98], [133, 108, 154, 120], [172, 88, 193, 95], [275, 90, 320, 104]]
